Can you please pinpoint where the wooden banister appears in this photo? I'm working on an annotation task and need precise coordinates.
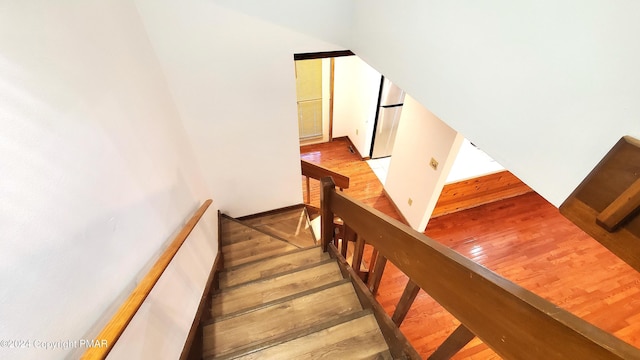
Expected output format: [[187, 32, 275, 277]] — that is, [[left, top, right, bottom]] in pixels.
[[301, 159, 349, 190], [320, 177, 640, 360], [596, 177, 640, 232], [560, 136, 640, 273], [82, 199, 213, 360]]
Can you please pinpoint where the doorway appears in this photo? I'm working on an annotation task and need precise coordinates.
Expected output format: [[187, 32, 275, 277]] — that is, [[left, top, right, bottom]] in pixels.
[[293, 50, 355, 145], [294, 59, 324, 140]]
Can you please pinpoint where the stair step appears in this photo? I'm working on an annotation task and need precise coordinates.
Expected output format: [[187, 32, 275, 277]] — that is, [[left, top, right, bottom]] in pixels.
[[221, 219, 257, 244], [210, 279, 351, 324], [211, 260, 343, 317], [203, 282, 364, 359], [240, 207, 316, 248], [220, 218, 277, 246], [219, 246, 329, 288], [221, 236, 298, 268], [210, 311, 392, 360], [239, 207, 307, 226]]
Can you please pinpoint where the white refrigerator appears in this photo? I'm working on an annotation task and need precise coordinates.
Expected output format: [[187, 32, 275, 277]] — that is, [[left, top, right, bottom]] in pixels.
[[370, 77, 405, 159]]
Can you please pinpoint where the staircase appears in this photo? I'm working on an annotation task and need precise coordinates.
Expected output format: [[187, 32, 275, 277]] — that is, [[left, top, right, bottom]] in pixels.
[[200, 206, 413, 359]]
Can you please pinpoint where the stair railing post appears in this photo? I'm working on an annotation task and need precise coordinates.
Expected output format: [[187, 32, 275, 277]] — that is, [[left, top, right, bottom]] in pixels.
[[320, 177, 336, 252], [305, 175, 311, 204]]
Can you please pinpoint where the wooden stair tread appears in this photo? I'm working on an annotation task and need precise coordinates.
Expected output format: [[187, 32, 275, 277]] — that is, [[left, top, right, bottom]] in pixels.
[[222, 227, 271, 246], [201, 209, 407, 360], [243, 208, 316, 248], [240, 207, 308, 226], [211, 260, 343, 317], [203, 282, 363, 358], [221, 232, 288, 253], [224, 312, 391, 360], [251, 221, 316, 248], [219, 246, 329, 288], [221, 219, 257, 244], [221, 236, 298, 268], [221, 216, 292, 246]]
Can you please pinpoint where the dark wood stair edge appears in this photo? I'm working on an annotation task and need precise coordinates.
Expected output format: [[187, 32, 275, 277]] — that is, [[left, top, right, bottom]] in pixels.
[[219, 245, 324, 274], [206, 279, 352, 325], [221, 213, 309, 249], [214, 257, 337, 294], [204, 309, 374, 360], [327, 243, 422, 360]]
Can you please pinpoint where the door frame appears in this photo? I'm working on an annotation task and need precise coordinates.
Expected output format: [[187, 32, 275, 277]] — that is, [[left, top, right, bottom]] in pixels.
[[294, 50, 355, 142]]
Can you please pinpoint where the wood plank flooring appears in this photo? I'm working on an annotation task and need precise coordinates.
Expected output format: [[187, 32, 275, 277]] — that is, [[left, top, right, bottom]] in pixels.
[[300, 138, 640, 359], [301, 139, 405, 224], [432, 170, 533, 218]]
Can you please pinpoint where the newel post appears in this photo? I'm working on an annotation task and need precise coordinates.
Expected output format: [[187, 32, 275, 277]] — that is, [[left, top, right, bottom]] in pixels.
[[320, 177, 336, 252]]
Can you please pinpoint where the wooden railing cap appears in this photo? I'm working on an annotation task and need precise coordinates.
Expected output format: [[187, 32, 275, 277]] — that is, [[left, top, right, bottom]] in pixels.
[[82, 199, 213, 360]]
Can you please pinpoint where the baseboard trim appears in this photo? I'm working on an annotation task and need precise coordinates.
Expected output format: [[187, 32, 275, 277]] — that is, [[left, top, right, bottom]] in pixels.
[[236, 203, 306, 221], [180, 213, 223, 360], [332, 136, 369, 160]]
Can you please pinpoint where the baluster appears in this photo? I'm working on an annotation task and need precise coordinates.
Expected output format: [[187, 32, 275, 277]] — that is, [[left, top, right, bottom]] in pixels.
[[320, 177, 336, 252], [392, 279, 420, 326], [351, 233, 366, 279], [340, 224, 352, 257], [368, 253, 387, 295], [428, 324, 475, 360], [369, 248, 379, 274], [305, 175, 311, 204]]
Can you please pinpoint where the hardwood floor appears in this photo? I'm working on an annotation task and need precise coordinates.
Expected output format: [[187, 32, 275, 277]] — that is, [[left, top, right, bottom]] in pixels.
[[300, 138, 640, 359], [432, 170, 532, 218], [301, 139, 405, 224]]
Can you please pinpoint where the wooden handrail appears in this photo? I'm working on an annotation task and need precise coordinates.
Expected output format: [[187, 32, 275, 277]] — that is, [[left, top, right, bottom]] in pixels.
[[301, 159, 349, 190], [560, 136, 640, 273], [82, 199, 213, 359], [320, 177, 640, 360], [596, 177, 640, 232]]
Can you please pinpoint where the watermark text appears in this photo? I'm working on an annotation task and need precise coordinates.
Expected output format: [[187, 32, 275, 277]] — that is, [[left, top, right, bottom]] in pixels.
[[0, 339, 108, 350]]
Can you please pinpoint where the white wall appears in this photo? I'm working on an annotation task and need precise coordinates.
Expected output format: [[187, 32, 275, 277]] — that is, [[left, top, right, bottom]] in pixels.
[[351, 1, 640, 206], [107, 205, 218, 360], [134, 0, 351, 217], [332, 56, 382, 157], [385, 96, 463, 231], [446, 139, 505, 183], [0, 1, 207, 359]]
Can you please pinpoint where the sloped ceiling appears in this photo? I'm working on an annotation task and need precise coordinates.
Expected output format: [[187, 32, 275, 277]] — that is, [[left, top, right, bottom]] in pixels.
[[140, 0, 640, 207], [211, 0, 353, 49], [348, 1, 640, 206]]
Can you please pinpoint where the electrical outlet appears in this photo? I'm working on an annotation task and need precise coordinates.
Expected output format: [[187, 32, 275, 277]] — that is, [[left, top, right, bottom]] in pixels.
[[408, 198, 413, 206], [356, 129, 359, 135], [430, 157, 439, 170]]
